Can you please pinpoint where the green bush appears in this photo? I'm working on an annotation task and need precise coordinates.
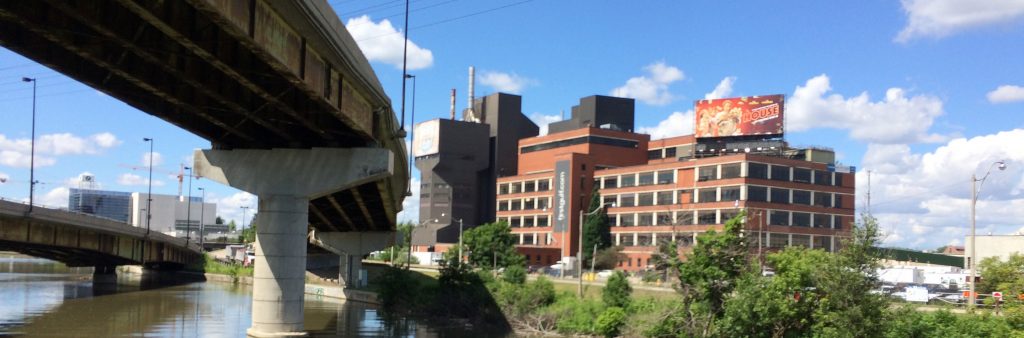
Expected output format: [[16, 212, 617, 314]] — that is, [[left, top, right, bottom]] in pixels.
[[603, 271, 632, 309], [374, 268, 421, 311], [595, 306, 627, 337], [502, 265, 526, 284], [545, 295, 605, 335]]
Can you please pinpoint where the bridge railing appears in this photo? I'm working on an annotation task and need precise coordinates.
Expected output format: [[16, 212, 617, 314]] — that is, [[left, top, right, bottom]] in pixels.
[[0, 196, 130, 224]]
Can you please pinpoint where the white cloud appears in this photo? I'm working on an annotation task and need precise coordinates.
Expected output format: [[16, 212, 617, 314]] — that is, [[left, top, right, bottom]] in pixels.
[[704, 76, 737, 100], [529, 113, 563, 136], [142, 152, 163, 167], [637, 110, 695, 139], [346, 15, 434, 70], [397, 177, 420, 223], [37, 187, 70, 209], [896, 0, 1024, 42], [0, 132, 119, 168], [610, 61, 684, 106], [117, 173, 165, 187], [478, 70, 535, 94], [987, 85, 1024, 103], [207, 191, 257, 228], [787, 74, 946, 144], [862, 129, 1024, 249]]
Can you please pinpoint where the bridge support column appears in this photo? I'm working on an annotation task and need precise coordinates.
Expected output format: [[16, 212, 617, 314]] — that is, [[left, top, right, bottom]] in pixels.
[[193, 147, 392, 338], [92, 265, 117, 285], [309, 231, 393, 289]]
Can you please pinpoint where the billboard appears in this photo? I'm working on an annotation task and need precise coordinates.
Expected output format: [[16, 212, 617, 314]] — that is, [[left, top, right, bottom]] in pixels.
[[695, 95, 784, 139], [553, 160, 570, 233], [412, 120, 440, 157]]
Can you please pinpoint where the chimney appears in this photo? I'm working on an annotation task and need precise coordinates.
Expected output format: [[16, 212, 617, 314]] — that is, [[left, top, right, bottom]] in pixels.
[[467, 66, 476, 122], [450, 88, 456, 120]]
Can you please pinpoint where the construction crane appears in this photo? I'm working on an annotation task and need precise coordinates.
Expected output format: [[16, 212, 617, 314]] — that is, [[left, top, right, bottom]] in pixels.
[[118, 163, 201, 199]]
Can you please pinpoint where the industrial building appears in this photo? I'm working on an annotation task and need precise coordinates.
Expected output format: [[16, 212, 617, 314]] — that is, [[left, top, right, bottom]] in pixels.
[[129, 192, 220, 238], [68, 188, 132, 223]]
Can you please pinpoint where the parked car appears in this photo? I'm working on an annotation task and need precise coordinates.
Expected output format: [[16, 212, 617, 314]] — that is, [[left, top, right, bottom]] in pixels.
[[596, 270, 614, 279]]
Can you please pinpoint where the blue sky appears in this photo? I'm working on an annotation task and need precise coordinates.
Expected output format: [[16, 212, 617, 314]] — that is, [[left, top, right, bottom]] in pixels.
[[1, 0, 1023, 249]]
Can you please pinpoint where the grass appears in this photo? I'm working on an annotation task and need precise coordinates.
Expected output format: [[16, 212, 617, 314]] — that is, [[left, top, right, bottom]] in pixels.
[[188, 254, 253, 280]]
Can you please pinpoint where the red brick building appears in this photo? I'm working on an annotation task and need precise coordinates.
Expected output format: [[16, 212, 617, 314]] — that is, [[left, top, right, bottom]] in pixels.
[[497, 127, 855, 271]]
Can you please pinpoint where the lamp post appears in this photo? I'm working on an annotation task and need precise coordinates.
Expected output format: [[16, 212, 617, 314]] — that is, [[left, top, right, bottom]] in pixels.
[[143, 138, 154, 237], [241, 205, 250, 233], [579, 202, 615, 297], [21, 77, 37, 212], [184, 166, 193, 244], [197, 187, 205, 247], [404, 74, 417, 196], [438, 213, 464, 265], [968, 160, 1007, 310]]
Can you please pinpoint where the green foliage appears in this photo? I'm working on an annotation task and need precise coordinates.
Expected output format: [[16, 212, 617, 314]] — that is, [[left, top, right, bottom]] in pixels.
[[593, 246, 626, 270], [227, 220, 236, 232], [582, 186, 612, 265], [603, 270, 632, 308], [191, 253, 252, 281], [461, 221, 525, 268], [241, 221, 256, 242], [978, 253, 1024, 295], [883, 306, 1019, 338], [546, 295, 606, 335], [649, 239, 682, 282], [375, 268, 422, 310], [494, 277, 556, 318], [595, 306, 627, 338], [215, 216, 224, 225], [502, 265, 526, 285]]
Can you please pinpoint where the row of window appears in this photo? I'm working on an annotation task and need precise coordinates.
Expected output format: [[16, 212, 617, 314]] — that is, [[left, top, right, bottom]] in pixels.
[[596, 170, 675, 189], [613, 232, 835, 252], [501, 215, 551, 228], [603, 190, 678, 207], [647, 147, 679, 160], [608, 209, 847, 229], [695, 185, 847, 208], [697, 162, 847, 186], [498, 179, 552, 195], [497, 197, 551, 211]]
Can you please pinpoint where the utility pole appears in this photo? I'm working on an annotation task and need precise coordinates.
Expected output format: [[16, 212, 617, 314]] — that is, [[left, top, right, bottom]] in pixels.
[[185, 166, 193, 245], [21, 77, 36, 213]]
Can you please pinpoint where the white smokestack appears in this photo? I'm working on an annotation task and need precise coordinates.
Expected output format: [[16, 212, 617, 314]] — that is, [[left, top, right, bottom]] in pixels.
[[450, 88, 456, 120], [467, 66, 476, 122]]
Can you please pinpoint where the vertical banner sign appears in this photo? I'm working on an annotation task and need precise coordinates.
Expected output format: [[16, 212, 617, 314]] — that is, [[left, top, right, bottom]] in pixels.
[[553, 160, 570, 233]]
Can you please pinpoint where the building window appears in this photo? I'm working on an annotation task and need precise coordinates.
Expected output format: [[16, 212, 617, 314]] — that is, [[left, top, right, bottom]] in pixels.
[[537, 197, 550, 210], [603, 195, 617, 207], [537, 215, 549, 227], [720, 209, 741, 223], [748, 186, 768, 202], [648, 149, 662, 160], [793, 168, 812, 183], [538, 179, 550, 191], [792, 212, 811, 227], [676, 212, 694, 225], [509, 182, 521, 194], [813, 236, 832, 251], [656, 191, 674, 205], [721, 163, 741, 179], [791, 234, 811, 248], [721, 186, 741, 202], [698, 188, 717, 203], [510, 200, 522, 211], [834, 173, 845, 186], [835, 194, 844, 209], [524, 181, 536, 192], [638, 193, 654, 206], [637, 233, 653, 246], [523, 234, 535, 245], [813, 214, 831, 228], [603, 177, 618, 189], [510, 217, 522, 227], [638, 172, 655, 186], [657, 233, 673, 245], [622, 235, 635, 246], [833, 215, 845, 230], [638, 213, 654, 226], [656, 212, 673, 225], [524, 217, 535, 227], [698, 166, 716, 181], [770, 188, 790, 204], [678, 232, 695, 247], [657, 170, 674, 184], [769, 210, 789, 226], [621, 214, 636, 226], [621, 174, 636, 187], [770, 165, 790, 181], [792, 190, 811, 205], [769, 234, 788, 248], [748, 162, 768, 179], [619, 194, 635, 207], [524, 198, 536, 210], [499, 183, 509, 195], [814, 171, 831, 186], [498, 201, 509, 211], [697, 210, 717, 225]]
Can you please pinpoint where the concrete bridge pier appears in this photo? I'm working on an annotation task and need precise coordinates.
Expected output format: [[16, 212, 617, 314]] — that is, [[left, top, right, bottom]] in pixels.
[[194, 148, 392, 338], [92, 265, 117, 285], [309, 231, 393, 288]]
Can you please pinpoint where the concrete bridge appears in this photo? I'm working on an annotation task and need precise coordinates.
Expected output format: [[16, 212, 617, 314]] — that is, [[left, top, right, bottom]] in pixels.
[[0, 200, 202, 279], [0, 0, 407, 336]]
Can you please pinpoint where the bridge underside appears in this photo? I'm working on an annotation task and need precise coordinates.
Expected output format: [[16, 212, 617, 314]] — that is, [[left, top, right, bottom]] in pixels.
[[0, 0, 406, 232]]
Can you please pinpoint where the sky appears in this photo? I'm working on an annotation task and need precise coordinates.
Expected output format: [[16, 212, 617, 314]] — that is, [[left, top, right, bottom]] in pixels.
[[1, 0, 1023, 249]]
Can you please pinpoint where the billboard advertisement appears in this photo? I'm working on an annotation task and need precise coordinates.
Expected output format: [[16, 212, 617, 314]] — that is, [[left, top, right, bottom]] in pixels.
[[695, 95, 784, 139], [412, 120, 440, 157], [553, 160, 570, 233]]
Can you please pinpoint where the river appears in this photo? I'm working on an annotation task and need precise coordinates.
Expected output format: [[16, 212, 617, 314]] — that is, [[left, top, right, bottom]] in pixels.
[[0, 254, 489, 337]]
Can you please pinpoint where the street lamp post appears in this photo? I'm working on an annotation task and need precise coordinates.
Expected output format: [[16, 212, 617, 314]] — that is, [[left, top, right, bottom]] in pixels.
[[579, 202, 615, 297], [404, 74, 417, 197], [21, 77, 36, 213], [241, 206, 250, 234], [197, 187, 206, 247], [184, 166, 193, 245], [143, 138, 154, 237], [969, 160, 1007, 310]]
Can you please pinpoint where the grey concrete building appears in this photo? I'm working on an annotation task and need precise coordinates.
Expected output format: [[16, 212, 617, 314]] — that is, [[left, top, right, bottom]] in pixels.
[[547, 95, 635, 134]]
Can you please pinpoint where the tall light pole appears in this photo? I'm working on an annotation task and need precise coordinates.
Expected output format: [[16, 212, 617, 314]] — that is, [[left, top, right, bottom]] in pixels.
[[404, 74, 416, 196], [197, 187, 205, 247], [143, 138, 154, 237], [969, 160, 1007, 310], [241, 206, 250, 233], [579, 202, 615, 297], [21, 77, 36, 213], [184, 166, 193, 244], [398, 0, 410, 134], [438, 213, 463, 266]]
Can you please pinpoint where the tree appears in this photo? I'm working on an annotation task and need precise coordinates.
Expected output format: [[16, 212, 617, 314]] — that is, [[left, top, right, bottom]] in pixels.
[[649, 239, 683, 282], [462, 221, 525, 268], [582, 186, 612, 265], [228, 220, 237, 232], [593, 246, 626, 270], [978, 253, 1024, 295], [603, 270, 632, 308], [216, 216, 225, 225]]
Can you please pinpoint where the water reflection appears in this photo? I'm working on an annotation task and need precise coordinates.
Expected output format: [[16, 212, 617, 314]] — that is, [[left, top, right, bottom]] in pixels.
[[0, 255, 496, 337]]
